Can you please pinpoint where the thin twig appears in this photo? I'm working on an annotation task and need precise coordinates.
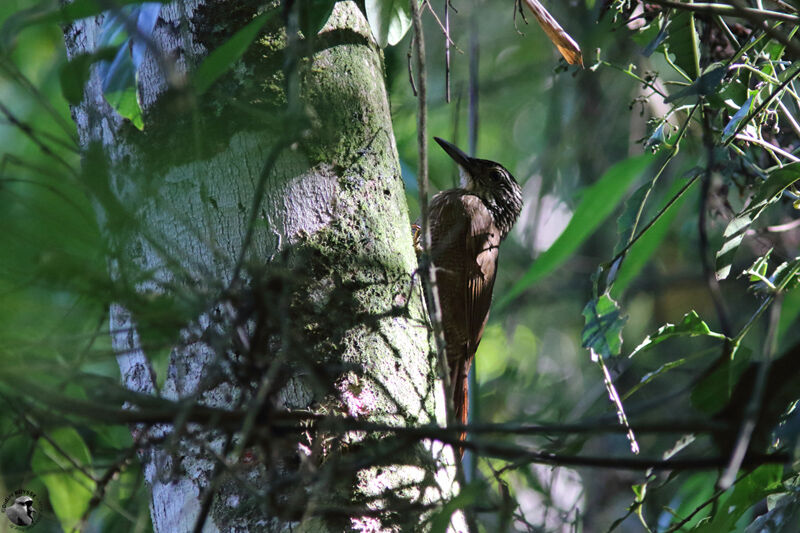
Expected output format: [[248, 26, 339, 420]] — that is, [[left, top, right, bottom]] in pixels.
[[444, 0, 450, 103], [409, 0, 452, 425], [646, 0, 800, 23], [409, 8, 478, 531], [736, 133, 800, 163], [723, 64, 800, 146]]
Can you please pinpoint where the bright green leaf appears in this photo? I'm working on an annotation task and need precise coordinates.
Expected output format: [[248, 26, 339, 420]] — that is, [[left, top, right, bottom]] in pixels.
[[628, 311, 725, 359], [660, 473, 717, 529], [582, 293, 627, 358], [499, 154, 654, 309], [365, 0, 413, 48], [32, 427, 96, 532], [194, 10, 276, 95], [104, 85, 144, 130], [694, 464, 783, 533]]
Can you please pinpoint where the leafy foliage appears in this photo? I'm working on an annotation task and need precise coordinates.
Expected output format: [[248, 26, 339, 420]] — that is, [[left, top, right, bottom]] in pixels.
[[3, 0, 800, 530]]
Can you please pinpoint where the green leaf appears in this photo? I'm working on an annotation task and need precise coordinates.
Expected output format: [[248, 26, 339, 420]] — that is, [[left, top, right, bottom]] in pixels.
[[721, 93, 755, 143], [694, 464, 783, 533], [663, 11, 697, 78], [614, 181, 652, 257], [716, 162, 800, 280], [429, 483, 482, 533], [628, 311, 724, 359], [662, 473, 717, 529], [611, 173, 698, 297], [104, 84, 144, 130], [582, 293, 627, 358], [193, 10, 275, 95], [365, 0, 413, 48], [691, 346, 751, 414], [778, 286, 800, 341], [59, 47, 118, 106], [298, 0, 336, 37], [664, 65, 726, 103], [95, 5, 161, 130], [0, 0, 152, 51], [769, 257, 800, 291], [498, 154, 654, 309], [623, 357, 689, 399], [32, 427, 96, 532]]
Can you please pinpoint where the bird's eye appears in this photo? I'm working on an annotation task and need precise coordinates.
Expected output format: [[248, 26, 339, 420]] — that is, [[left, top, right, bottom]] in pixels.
[[491, 169, 505, 180]]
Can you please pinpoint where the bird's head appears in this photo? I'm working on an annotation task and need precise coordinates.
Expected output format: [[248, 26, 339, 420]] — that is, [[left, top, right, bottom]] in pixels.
[[434, 137, 522, 236]]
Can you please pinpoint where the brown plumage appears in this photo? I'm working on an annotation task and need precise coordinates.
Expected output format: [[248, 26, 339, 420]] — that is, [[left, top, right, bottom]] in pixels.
[[424, 138, 522, 444]]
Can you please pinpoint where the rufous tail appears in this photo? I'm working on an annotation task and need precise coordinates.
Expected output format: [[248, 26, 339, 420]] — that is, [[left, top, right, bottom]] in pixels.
[[450, 354, 473, 458]]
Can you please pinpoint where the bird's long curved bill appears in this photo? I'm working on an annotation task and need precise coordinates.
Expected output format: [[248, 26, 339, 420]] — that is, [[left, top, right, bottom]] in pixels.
[[434, 137, 472, 169], [522, 0, 583, 67]]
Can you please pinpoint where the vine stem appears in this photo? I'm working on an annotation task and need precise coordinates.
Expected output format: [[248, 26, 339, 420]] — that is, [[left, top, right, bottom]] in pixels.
[[409, 2, 477, 531]]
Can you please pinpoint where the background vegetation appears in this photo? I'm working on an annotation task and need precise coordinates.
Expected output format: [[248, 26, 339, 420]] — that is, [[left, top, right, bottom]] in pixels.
[[1, 0, 800, 531]]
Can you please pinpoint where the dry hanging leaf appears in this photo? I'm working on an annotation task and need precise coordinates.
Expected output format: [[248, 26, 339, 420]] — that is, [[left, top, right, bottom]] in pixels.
[[522, 0, 583, 66]]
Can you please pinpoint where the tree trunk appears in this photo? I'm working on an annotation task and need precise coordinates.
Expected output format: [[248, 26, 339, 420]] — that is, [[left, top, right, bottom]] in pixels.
[[63, 1, 460, 530]]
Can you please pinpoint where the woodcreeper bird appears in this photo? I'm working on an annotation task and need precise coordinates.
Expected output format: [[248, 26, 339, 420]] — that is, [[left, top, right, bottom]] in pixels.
[[422, 137, 522, 440]]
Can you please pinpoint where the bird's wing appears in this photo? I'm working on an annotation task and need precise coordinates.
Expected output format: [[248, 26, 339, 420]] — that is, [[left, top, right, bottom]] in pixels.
[[428, 191, 472, 367], [427, 192, 500, 428], [463, 195, 499, 357]]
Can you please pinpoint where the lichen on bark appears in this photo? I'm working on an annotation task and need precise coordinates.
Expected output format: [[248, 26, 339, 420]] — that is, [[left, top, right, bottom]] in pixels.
[[64, 0, 459, 530]]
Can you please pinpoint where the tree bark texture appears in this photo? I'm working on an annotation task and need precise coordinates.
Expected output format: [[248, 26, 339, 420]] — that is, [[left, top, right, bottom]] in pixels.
[[63, 1, 460, 530]]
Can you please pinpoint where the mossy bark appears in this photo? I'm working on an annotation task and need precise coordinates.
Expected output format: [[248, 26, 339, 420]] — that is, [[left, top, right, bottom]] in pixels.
[[64, 1, 459, 531]]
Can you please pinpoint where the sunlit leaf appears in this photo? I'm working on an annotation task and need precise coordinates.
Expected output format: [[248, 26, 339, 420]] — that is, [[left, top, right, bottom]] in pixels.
[[721, 93, 755, 143], [499, 154, 654, 309], [32, 427, 96, 532], [365, 0, 413, 47], [194, 10, 276, 95], [623, 357, 688, 399], [659, 472, 716, 529], [716, 163, 800, 280], [95, 4, 161, 130], [582, 292, 626, 358], [628, 311, 725, 359]]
